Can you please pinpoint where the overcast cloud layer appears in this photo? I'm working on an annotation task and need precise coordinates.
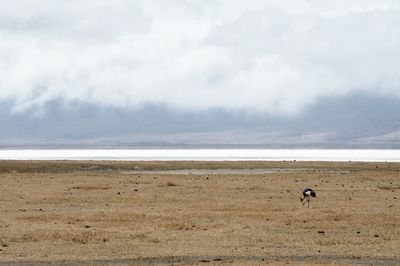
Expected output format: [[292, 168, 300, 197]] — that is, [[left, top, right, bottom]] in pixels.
[[1, 0, 400, 115]]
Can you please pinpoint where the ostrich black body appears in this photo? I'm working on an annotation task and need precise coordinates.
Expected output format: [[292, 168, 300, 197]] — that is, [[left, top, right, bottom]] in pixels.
[[302, 188, 316, 197]]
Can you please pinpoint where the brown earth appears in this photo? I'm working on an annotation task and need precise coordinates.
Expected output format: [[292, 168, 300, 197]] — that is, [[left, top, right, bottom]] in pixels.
[[0, 160, 399, 265]]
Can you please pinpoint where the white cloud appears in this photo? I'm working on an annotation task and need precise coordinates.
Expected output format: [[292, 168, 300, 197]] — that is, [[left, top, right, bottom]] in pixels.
[[1, 0, 400, 114]]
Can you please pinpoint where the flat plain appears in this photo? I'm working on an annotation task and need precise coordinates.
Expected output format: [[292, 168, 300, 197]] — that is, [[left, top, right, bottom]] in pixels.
[[0, 160, 399, 265]]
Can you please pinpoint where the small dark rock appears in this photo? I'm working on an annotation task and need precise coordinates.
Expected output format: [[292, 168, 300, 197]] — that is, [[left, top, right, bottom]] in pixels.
[[318, 231, 325, 234], [357, 231, 360, 234], [374, 234, 379, 237], [134, 189, 138, 191], [84, 225, 91, 229]]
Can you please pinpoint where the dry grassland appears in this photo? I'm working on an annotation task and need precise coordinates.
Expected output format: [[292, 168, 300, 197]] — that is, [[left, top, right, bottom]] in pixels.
[[0, 161, 399, 265]]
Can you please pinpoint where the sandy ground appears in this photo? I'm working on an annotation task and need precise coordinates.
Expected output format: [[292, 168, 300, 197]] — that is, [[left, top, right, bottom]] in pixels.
[[0, 161, 399, 265]]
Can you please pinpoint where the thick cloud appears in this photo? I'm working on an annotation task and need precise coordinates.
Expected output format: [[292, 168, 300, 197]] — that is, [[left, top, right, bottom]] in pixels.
[[1, 0, 400, 115]]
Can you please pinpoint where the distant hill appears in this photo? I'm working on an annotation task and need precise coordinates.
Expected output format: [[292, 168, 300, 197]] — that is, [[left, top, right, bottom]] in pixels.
[[1, 93, 399, 148]]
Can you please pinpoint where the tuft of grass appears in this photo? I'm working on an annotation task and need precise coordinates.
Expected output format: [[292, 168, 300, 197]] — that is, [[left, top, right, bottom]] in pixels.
[[377, 185, 399, 190], [70, 185, 111, 190]]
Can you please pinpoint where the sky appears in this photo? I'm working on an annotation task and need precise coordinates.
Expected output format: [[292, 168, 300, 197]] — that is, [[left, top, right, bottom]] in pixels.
[[1, 0, 400, 116]]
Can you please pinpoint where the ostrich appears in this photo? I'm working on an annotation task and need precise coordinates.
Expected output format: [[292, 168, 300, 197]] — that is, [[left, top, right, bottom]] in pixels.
[[301, 188, 316, 208]]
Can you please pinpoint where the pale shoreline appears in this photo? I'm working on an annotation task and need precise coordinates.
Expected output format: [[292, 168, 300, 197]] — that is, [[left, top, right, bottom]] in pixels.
[[1, 149, 400, 162]]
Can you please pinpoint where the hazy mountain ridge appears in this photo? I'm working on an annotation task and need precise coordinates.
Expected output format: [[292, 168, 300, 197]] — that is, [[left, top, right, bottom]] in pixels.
[[1, 93, 399, 148]]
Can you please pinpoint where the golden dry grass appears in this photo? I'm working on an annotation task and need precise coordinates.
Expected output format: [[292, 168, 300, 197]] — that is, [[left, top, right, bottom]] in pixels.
[[0, 161, 399, 265]]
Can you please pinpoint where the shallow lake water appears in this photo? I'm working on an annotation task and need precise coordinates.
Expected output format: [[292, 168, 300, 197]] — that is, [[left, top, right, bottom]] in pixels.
[[0, 149, 399, 162]]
